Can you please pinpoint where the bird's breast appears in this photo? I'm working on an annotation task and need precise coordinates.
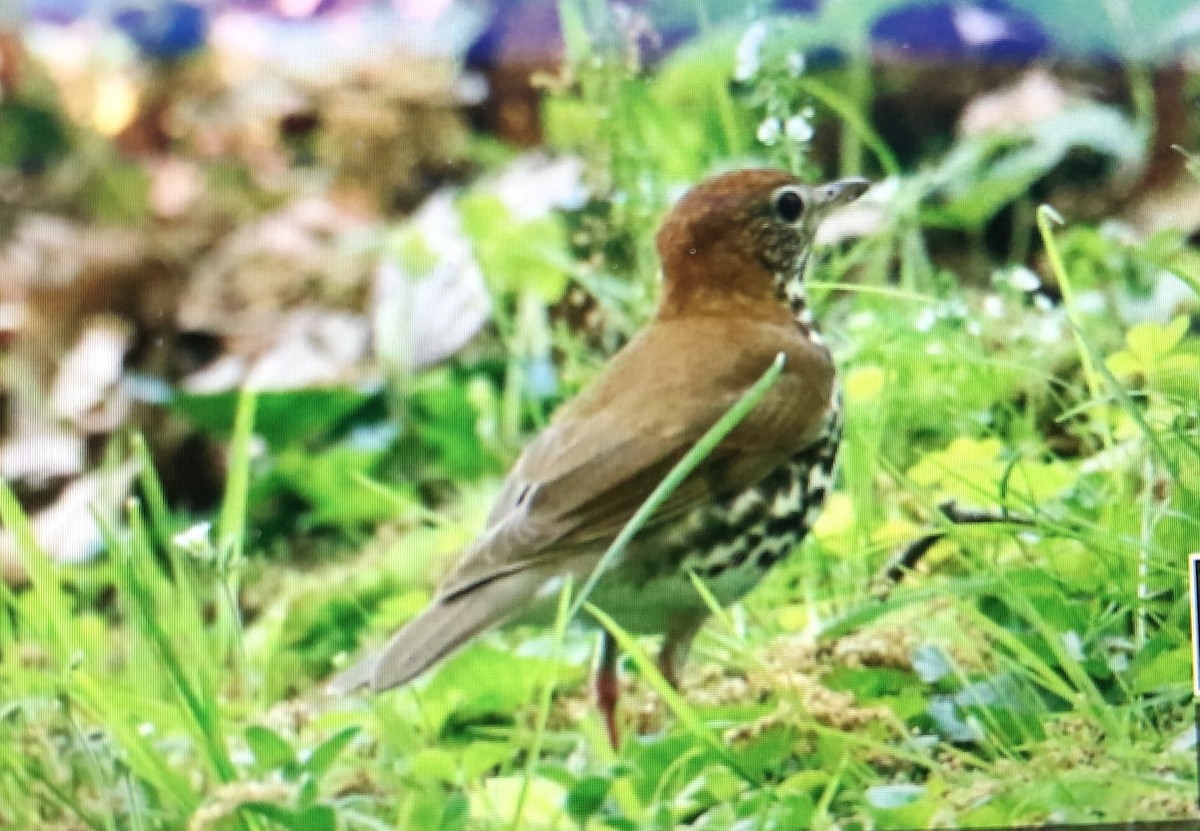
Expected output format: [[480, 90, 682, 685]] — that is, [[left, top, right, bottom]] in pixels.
[[590, 388, 844, 632]]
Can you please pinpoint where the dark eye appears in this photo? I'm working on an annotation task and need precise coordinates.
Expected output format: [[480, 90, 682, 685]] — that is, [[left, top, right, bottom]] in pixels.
[[774, 188, 805, 223]]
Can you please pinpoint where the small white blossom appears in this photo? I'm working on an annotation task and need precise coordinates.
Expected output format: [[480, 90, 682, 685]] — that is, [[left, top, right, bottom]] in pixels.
[[784, 115, 814, 143], [494, 156, 587, 222], [966, 319, 982, 336], [1033, 293, 1054, 313], [848, 310, 877, 330], [734, 21, 768, 82], [1061, 631, 1085, 662], [173, 521, 213, 559], [914, 307, 938, 332], [982, 294, 1005, 319], [1075, 290, 1106, 315], [1007, 266, 1041, 292], [1035, 316, 1063, 343], [757, 116, 782, 145], [787, 51, 807, 76]]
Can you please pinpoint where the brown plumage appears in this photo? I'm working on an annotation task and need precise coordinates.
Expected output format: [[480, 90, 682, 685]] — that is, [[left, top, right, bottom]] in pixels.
[[330, 169, 871, 745]]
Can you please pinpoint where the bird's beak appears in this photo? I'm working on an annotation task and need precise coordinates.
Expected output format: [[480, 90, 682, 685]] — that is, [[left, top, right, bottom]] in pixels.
[[812, 177, 872, 212]]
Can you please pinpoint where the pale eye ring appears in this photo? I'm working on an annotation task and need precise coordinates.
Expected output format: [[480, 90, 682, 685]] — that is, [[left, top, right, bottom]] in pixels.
[[773, 187, 805, 224]]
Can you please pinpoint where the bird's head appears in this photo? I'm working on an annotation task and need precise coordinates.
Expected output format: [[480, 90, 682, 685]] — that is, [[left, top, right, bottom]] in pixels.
[[655, 169, 870, 320]]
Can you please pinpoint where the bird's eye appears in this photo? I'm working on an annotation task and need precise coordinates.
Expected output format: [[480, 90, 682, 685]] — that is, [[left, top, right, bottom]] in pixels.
[[773, 188, 805, 224]]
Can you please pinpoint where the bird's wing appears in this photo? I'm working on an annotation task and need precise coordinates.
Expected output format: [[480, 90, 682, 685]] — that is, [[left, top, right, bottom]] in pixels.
[[437, 316, 835, 600]]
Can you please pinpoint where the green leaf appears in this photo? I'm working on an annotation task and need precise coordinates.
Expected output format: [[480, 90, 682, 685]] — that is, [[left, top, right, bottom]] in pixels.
[[565, 776, 611, 821], [245, 725, 296, 772], [174, 387, 374, 449], [0, 100, 70, 170], [459, 193, 571, 302], [300, 726, 360, 781], [1129, 645, 1192, 695], [275, 442, 404, 528], [925, 103, 1145, 229], [421, 645, 577, 733], [241, 802, 336, 831]]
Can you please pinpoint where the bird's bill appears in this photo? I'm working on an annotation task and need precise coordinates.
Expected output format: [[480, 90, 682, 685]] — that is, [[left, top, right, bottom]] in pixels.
[[812, 177, 872, 212]]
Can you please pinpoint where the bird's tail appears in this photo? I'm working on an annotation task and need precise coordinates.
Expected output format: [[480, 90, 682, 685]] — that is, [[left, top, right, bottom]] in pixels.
[[326, 569, 539, 695]]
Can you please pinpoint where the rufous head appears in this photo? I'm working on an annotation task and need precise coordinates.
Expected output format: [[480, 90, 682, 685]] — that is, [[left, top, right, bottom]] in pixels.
[[655, 169, 870, 319]]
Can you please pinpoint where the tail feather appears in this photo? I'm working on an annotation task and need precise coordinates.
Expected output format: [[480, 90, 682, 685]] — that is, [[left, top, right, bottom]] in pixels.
[[326, 570, 540, 695]]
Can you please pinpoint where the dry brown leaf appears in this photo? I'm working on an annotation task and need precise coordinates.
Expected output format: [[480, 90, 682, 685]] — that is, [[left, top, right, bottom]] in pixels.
[[0, 425, 84, 485], [0, 460, 140, 586], [51, 316, 133, 433], [958, 68, 1070, 138]]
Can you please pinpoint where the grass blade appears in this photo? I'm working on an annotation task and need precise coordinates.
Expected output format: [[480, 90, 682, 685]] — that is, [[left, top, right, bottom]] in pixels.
[[569, 353, 787, 621]]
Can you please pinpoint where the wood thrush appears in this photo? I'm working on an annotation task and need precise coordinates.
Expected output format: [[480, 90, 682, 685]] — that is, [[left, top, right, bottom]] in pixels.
[[331, 169, 871, 746]]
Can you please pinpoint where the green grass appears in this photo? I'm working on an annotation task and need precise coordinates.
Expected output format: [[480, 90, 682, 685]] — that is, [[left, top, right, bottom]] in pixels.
[[3, 2, 1200, 829]]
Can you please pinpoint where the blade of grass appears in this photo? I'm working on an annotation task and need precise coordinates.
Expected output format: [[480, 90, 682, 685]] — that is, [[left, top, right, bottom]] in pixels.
[[0, 480, 72, 661], [568, 352, 787, 621], [5, 754, 108, 831], [797, 77, 899, 175], [587, 604, 759, 784], [58, 695, 119, 831], [510, 579, 574, 831], [217, 388, 257, 569], [95, 503, 238, 785], [1036, 207, 1108, 432], [131, 433, 173, 549], [68, 672, 200, 815], [217, 387, 257, 687]]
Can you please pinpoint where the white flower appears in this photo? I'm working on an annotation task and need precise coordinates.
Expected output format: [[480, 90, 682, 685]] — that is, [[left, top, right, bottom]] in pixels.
[[493, 155, 587, 222], [1061, 630, 1085, 662], [734, 21, 768, 81], [1075, 290, 1106, 315], [848, 310, 877, 330], [1007, 266, 1041, 292], [784, 115, 814, 143], [757, 116, 782, 145], [172, 521, 213, 558], [914, 307, 938, 332], [982, 294, 1005, 319], [1035, 316, 1063, 343], [1033, 293, 1054, 313], [787, 51, 806, 76], [966, 319, 982, 337]]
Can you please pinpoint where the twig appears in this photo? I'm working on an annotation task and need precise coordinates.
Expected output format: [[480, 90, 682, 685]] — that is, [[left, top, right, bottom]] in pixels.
[[871, 500, 1035, 599]]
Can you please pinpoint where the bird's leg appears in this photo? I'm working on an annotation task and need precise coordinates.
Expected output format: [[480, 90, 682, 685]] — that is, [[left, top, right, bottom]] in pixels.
[[595, 630, 621, 749], [657, 615, 705, 691]]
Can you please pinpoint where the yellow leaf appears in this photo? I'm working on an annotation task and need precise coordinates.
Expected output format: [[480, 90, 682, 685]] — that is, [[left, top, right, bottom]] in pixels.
[[811, 492, 854, 541], [1007, 460, 1074, 502], [845, 365, 886, 403], [473, 776, 566, 828], [1103, 349, 1140, 377], [1153, 353, 1200, 383], [870, 517, 921, 547], [907, 437, 1002, 486], [1125, 316, 1187, 361]]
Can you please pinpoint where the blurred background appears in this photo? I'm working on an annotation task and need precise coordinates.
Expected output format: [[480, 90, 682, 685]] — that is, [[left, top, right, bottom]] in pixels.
[[1, 1, 1199, 829], [2, 0, 1197, 581]]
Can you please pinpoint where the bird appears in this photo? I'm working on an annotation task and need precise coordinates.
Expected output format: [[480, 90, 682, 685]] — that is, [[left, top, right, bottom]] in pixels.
[[330, 168, 871, 746]]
